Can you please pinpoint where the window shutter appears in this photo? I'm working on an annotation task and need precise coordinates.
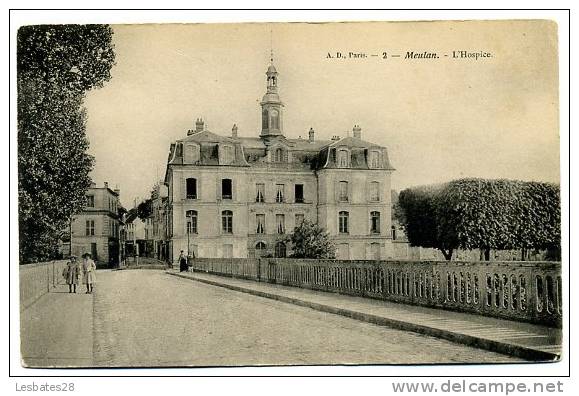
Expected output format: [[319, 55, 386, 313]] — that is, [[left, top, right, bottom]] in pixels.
[[216, 178, 221, 200], [232, 178, 237, 202]]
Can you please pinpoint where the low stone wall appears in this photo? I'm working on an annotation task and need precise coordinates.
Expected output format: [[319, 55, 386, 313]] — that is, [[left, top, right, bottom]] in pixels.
[[20, 260, 68, 310], [190, 258, 562, 328]]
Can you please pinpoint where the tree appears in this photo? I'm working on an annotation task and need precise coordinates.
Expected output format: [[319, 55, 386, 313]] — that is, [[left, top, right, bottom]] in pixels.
[[288, 220, 335, 259], [397, 185, 456, 260], [137, 199, 153, 221], [396, 179, 561, 261], [18, 25, 115, 263]]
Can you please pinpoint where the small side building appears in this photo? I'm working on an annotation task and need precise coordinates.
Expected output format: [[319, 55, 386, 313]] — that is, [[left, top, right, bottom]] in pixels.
[[70, 182, 122, 267]]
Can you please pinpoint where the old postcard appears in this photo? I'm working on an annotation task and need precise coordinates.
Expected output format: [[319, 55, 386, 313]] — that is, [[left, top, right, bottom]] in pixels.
[[17, 19, 561, 369]]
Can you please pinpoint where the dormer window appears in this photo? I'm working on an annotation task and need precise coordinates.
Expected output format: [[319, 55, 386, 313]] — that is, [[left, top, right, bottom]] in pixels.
[[337, 149, 350, 168], [220, 145, 234, 165], [184, 144, 200, 164], [369, 150, 382, 169], [273, 147, 286, 163]]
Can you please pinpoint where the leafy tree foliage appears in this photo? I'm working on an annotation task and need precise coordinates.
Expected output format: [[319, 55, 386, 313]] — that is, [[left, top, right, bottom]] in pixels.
[[18, 25, 115, 263], [396, 178, 560, 261], [288, 220, 335, 259], [137, 199, 153, 221]]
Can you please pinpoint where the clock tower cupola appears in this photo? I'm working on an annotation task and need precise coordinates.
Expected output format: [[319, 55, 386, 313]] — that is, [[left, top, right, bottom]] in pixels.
[[260, 56, 284, 137]]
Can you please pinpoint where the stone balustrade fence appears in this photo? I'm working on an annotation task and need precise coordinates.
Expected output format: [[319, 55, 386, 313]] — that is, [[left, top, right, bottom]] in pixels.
[[190, 258, 562, 327], [19, 260, 68, 310]]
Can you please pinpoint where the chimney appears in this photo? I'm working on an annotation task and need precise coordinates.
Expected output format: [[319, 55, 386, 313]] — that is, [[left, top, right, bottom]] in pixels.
[[104, 181, 109, 189], [232, 123, 238, 138], [195, 118, 204, 133], [90, 181, 96, 188], [114, 188, 120, 196], [331, 135, 341, 141], [353, 124, 362, 139], [308, 127, 315, 143]]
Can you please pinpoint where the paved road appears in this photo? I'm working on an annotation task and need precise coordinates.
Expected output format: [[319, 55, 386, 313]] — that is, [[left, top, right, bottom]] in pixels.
[[92, 270, 520, 367]]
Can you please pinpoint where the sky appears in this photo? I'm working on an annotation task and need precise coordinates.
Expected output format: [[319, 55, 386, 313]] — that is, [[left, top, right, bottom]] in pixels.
[[83, 20, 560, 208]]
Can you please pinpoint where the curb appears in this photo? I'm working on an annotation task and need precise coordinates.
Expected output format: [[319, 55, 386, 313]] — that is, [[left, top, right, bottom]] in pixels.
[[168, 271, 559, 362]]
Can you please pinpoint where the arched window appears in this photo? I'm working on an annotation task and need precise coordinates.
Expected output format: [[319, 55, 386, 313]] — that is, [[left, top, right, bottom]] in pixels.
[[274, 147, 285, 162], [339, 211, 349, 234], [370, 211, 381, 234], [275, 241, 287, 258], [369, 150, 382, 169], [270, 109, 280, 130], [337, 149, 349, 168], [262, 109, 269, 130], [391, 225, 397, 240], [222, 210, 233, 234], [186, 178, 197, 199], [255, 241, 267, 257], [186, 210, 198, 234]]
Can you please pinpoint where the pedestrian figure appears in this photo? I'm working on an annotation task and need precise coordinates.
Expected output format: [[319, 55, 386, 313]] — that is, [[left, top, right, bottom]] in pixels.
[[62, 255, 80, 293], [179, 250, 188, 272], [82, 253, 97, 294]]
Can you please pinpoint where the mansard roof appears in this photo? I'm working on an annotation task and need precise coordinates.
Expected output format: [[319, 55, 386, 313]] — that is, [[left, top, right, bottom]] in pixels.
[[166, 129, 394, 171]]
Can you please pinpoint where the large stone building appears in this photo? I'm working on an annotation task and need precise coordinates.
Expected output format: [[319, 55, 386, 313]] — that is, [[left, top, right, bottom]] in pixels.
[[70, 182, 122, 267], [163, 61, 395, 262]]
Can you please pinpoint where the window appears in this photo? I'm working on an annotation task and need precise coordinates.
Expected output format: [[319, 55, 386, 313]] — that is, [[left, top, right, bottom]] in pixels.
[[276, 184, 285, 203], [295, 214, 304, 228], [86, 195, 94, 207], [184, 144, 200, 163], [339, 181, 349, 202], [255, 183, 265, 203], [186, 178, 197, 199], [337, 149, 349, 168], [275, 241, 287, 258], [262, 109, 269, 130], [276, 214, 285, 234], [274, 147, 285, 162], [339, 211, 349, 234], [369, 150, 381, 168], [294, 184, 304, 203], [255, 242, 267, 257], [370, 211, 381, 234], [85, 220, 95, 236], [256, 214, 265, 234], [186, 210, 198, 234], [222, 210, 233, 233], [391, 225, 397, 240], [221, 145, 234, 164], [270, 109, 280, 130], [370, 181, 380, 202], [222, 179, 232, 200]]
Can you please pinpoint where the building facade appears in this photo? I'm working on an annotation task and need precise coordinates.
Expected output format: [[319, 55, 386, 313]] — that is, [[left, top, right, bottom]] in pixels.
[[70, 182, 121, 267], [164, 62, 395, 262]]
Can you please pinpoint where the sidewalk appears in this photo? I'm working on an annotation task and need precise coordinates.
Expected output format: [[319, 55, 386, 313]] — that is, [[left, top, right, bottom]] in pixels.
[[20, 283, 93, 368], [169, 270, 562, 362]]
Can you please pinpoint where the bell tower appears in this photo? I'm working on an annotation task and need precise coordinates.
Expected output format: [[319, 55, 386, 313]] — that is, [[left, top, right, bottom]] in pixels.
[[260, 53, 284, 137]]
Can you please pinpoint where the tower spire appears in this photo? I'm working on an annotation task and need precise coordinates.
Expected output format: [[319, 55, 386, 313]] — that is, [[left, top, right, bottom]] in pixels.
[[270, 28, 274, 64], [260, 34, 283, 138]]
